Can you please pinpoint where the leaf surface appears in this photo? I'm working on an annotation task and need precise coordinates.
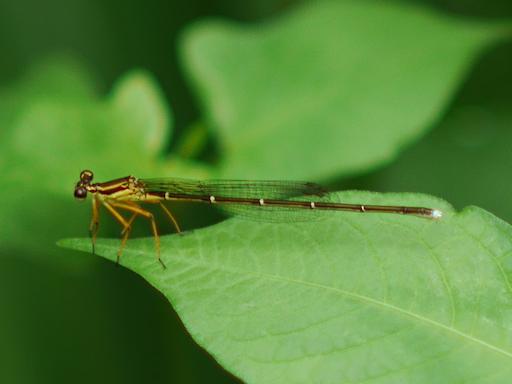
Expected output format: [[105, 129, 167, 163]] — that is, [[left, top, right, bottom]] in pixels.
[[61, 191, 512, 383]]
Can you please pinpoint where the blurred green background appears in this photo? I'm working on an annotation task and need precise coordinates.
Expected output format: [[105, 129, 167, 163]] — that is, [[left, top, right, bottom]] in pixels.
[[0, 0, 511, 383]]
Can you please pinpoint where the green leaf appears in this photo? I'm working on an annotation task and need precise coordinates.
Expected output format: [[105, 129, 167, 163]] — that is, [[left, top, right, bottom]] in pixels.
[[181, 0, 510, 180], [60, 191, 512, 383], [111, 71, 172, 155]]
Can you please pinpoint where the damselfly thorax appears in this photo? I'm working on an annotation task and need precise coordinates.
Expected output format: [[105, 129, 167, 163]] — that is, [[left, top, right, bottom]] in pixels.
[[74, 170, 442, 268]]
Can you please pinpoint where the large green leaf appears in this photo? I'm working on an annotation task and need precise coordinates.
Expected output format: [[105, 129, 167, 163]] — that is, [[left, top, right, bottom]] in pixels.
[[60, 191, 512, 383], [181, 0, 510, 180]]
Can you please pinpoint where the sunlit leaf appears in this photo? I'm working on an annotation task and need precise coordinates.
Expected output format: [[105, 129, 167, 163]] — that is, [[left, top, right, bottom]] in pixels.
[[61, 191, 512, 383]]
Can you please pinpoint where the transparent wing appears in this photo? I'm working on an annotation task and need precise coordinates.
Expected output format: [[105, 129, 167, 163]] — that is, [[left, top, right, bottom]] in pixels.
[[141, 178, 328, 199], [141, 177, 332, 222]]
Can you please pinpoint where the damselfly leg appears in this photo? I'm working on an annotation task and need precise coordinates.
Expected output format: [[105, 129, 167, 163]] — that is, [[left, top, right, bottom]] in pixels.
[[100, 201, 132, 265], [108, 201, 166, 269], [89, 196, 100, 255], [158, 202, 182, 233]]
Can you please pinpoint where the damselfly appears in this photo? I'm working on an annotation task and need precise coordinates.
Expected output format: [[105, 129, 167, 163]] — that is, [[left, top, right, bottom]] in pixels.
[[74, 170, 442, 268]]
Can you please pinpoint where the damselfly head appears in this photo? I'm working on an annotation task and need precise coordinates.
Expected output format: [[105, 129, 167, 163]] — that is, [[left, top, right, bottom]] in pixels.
[[74, 170, 94, 200]]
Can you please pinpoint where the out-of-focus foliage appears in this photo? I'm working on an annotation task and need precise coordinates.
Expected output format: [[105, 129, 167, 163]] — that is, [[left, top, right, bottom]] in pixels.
[[1, 0, 512, 383], [181, 1, 508, 180], [343, 43, 512, 223], [0, 59, 208, 254], [353, 105, 512, 219]]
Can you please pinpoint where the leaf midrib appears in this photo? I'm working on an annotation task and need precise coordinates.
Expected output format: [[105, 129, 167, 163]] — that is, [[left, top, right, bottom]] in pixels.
[[95, 242, 512, 360]]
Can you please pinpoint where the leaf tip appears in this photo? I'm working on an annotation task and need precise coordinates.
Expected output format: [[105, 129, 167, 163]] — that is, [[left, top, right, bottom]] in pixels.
[[56, 237, 89, 253]]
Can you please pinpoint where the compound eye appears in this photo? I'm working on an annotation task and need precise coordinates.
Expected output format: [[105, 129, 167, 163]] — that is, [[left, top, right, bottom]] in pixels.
[[74, 187, 88, 199], [80, 170, 93, 183]]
